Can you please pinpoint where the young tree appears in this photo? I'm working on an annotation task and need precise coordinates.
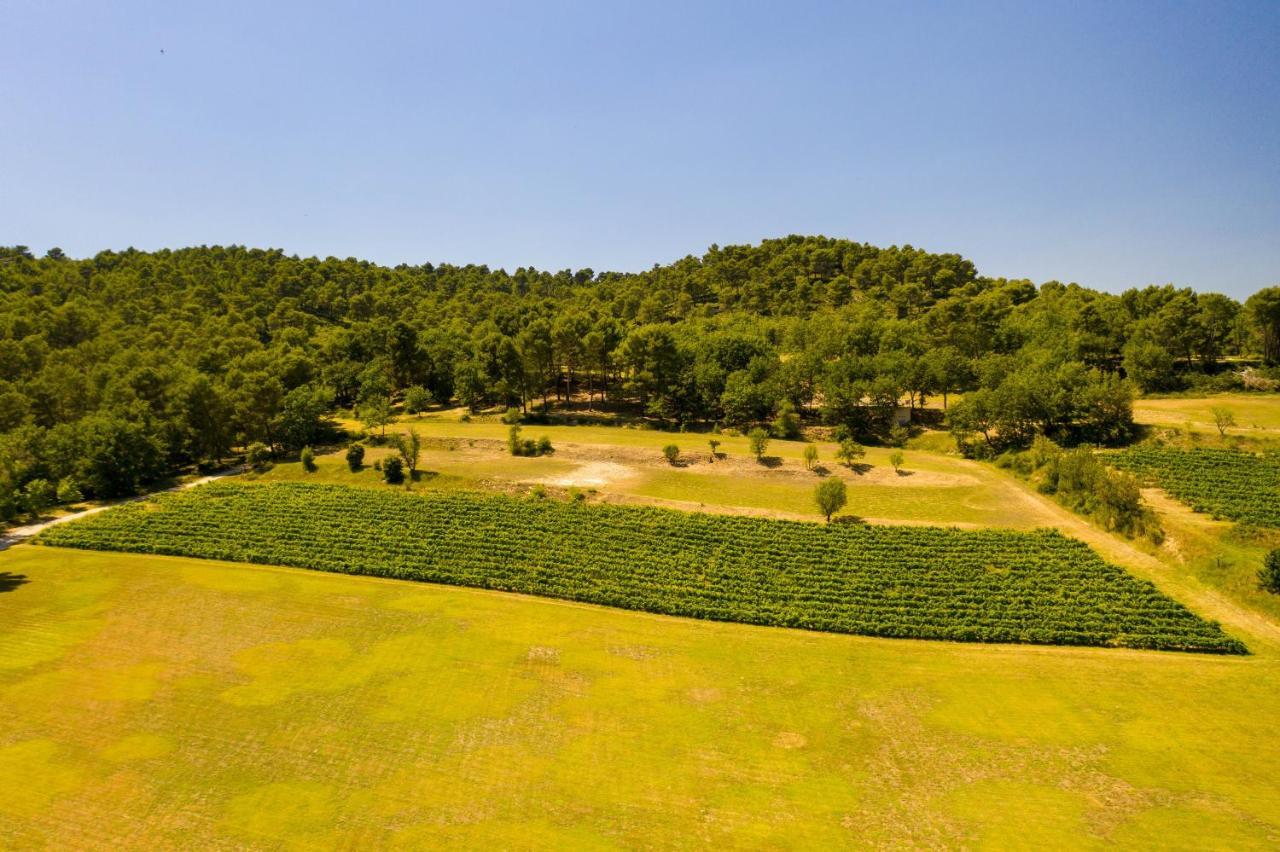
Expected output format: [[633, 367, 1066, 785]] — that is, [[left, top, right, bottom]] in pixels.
[[814, 477, 847, 523], [889, 449, 905, 473], [772, 399, 801, 440], [1261, 549, 1280, 594], [403, 385, 433, 415], [507, 424, 523, 456], [246, 441, 271, 471], [300, 445, 317, 473], [663, 444, 680, 465], [359, 396, 393, 439], [708, 438, 721, 461], [748, 427, 770, 461], [382, 455, 404, 484], [345, 442, 365, 471], [1211, 406, 1235, 438], [803, 444, 819, 470], [394, 431, 422, 479], [835, 438, 865, 468]]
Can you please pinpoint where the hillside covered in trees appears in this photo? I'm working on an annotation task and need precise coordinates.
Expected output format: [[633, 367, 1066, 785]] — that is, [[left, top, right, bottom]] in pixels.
[[1, 237, 1277, 517]]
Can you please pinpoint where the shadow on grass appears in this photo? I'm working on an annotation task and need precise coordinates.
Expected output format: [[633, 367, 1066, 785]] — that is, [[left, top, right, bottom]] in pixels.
[[832, 514, 868, 526], [0, 571, 30, 592], [756, 456, 784, 469]]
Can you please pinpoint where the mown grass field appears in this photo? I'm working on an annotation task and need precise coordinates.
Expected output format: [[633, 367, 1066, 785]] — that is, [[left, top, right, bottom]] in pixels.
[[1134, 394, 1280, 436], [2, 546, 1279, 848]]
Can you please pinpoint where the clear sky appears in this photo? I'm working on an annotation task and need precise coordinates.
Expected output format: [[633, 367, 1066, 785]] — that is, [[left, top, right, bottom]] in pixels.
[[3, 1, 1277, 298]]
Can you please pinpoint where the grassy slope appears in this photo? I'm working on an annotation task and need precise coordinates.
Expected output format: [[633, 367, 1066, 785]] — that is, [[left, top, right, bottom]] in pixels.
[[1134, 393, 1280, 436], [2, 546, 1278, 849]]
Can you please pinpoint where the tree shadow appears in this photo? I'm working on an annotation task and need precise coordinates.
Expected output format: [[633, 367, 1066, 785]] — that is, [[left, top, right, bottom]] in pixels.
[[843, 462, 872, 475], [756, 456, 784, 468], [0, 571, 30, 592], [812, 465, 832, 477], [894, 469, 914, 477], [832, 514, 867, 526]]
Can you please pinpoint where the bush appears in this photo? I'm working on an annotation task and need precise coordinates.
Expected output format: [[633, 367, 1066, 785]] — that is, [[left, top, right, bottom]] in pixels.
[[501, 406, 523, 425], [300, 446, 317, 473], [772, 400, 801, 440], [23, 478, 55, 516], [663, 444, 680, 465], [536, 436, 553, 456], [345, 443, 365, 471], [56, 477, 84, 504], [383, 456, 404, 484], [1261, 549, 1280, 595], [246, 442, 271, 471], [748, 427, 770, 461], [889, 450, 905, 473], [803, 445, 819, 471]]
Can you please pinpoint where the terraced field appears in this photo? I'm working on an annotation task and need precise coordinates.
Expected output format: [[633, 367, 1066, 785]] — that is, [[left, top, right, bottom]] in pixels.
[[38, 482, 1245, 653]]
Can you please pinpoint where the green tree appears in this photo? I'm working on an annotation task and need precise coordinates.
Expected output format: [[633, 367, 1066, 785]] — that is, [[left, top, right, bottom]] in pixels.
[[889, 449, 905, 473], [382, 455, 404, 484], [708, 438, 721, 461], [403, 385, 433, 415], [1261, 549, 1280, 594], [748, 427, 770, 461], [394, 431, 422, 479], [663, 444, 680, 465], [835, 438, 864, 468], [814, 477, 847, 522], [803, 444, 818, 470], [1245, 287, 1280, 364], [772, 399, 801, 439], [359, 396, 393, 438]]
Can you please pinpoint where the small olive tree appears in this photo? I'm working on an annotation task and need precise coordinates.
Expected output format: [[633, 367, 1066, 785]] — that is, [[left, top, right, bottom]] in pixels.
[[889, 449, 905, 473], [803, 444, 819, 471], [1211, 406, 1235, 438], [663, 444, 680, 465], [748, 427, 770, 462], [836, 439, 865, 469], [814, 477, 847, 523]]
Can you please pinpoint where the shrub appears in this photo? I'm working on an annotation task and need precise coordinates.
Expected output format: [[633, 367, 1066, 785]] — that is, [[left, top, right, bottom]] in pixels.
[[300, 446, 317, 473], [814, 477, 847, 522], [56, 477, 84, 504], [889, 450, 905, 473], [773, 400, 801, 440], [501, 407, 523, 425], [889, 425, 909, 448], [803, 445, 819, 471], [1261, 549, 1280, 595], [382, 456, 404, 484], [748, 428, 770, 461], [246, 442, 271, 471], [708, 439, 721, 461], [23, 478, 55, 516], [508, 425, 523, 455], [345, 443, 365, 471], [663, 444, 680, 465], [536, 436, 553, 456]]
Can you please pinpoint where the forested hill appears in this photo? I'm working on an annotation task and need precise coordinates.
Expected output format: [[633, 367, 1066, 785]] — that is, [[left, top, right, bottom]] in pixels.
[[1, 237, 1277, 516]]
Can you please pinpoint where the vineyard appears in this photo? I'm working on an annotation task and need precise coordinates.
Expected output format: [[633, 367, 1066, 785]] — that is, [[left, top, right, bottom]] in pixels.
[[1106, 447, 1280, 528], [38, 482, 1245, 653]]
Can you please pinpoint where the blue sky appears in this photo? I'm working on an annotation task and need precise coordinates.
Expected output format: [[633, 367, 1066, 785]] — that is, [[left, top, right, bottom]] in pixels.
[[3, 1, 1277, 298]]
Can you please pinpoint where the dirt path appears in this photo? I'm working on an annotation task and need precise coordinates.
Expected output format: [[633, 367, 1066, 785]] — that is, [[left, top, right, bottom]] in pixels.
[[0, 467, 245, 552]]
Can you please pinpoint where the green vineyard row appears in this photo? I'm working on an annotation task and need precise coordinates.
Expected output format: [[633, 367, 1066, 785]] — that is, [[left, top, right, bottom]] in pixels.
[[38, 482, 1245, 653], [1107, 447, 1280, 528]]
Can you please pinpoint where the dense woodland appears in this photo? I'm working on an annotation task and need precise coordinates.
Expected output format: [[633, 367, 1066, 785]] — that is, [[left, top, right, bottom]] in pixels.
[[1, 237, 1278, 518]]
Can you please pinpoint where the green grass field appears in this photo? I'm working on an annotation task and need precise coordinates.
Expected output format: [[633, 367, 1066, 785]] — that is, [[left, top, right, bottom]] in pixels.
[[1, 546, 1277, 848], [1134, 394, 1280, 436]]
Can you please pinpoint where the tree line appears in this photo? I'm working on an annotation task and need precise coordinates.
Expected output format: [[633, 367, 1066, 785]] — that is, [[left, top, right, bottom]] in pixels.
[[1, 238, 1277, 518]]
